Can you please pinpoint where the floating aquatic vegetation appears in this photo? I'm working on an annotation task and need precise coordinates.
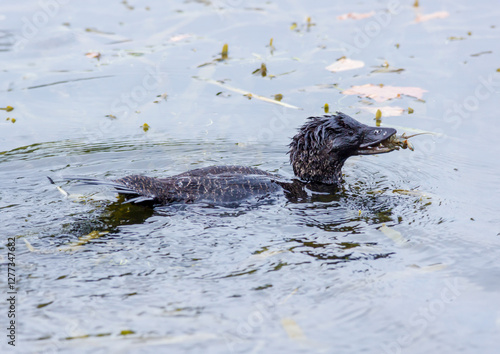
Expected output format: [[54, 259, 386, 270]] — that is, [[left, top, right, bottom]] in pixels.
[[274, 94, 283, 101], [324, 103, 329, 113], [141, 123, 150, 132], [169, 34, 191, 42], [361, 106, 405, 117], [1, 106, 14, 112], [85, 52, 101, 60], [408, 107, 414, 114], [343, 84, 427, 102], [470, 51, 492, 57], [326, 57, 365, 72], [63, 230, 110, 252], [252, 63, 267, 77], [281, 317, 306, 340], [198, 43, 229, 67], [153, 93, 168, 103], [290, 17, 314, 32], [371, 61, 404, 73], [121, 0, 134, 10], [375, 109, 382, 126], [267, 37, 275, 54], [337, 11, 375, 20], [379, 224, 408, 245], [85, 27, 115, 35], [119, 330, 135, 336], [198, 77, 301, 109], [221, 43, 228, 60], [415, 11, 449, 23], [126, 52, 145, 57], [306, 16, 315, 30], [24, 239, 36, 252]]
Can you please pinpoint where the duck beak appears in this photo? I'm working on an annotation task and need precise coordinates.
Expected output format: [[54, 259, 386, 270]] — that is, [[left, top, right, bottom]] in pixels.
[[355, 126, 397, 155]]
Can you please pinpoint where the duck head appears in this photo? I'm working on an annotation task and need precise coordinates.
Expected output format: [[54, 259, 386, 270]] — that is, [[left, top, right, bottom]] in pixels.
[[288, 112, 397, 185]]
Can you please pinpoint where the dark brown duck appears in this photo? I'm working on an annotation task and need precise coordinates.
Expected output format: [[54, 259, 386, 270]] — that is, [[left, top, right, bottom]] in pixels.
[[60, 113, 400, 205]]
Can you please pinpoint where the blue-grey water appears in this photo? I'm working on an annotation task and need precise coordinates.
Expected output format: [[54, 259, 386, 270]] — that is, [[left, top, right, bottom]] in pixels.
[[1, 1, 499, 353]]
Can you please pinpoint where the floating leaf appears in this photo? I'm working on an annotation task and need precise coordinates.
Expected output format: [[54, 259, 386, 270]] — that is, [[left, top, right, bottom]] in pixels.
[[343, 84, 427, 102], [408, 107, 414, 114], [274, 94, 283, 101], [290, 22, 297, 30], [393, 189, 425, 197], [409, 263, 447, 272], [142, 123, 150, 132], [379, 224, 408, 245], [24, 239, 36, 252], [281, 318, 306, 340], [169, 34, 191, 42], [415, 11, 449, 23], [85, 52, 101, 60], [361, 106, 404, 117], [326, 57, 365, 72], [324, 103, 329, 113], [337, 11, 375, 20], [413, 0, 419, 7]]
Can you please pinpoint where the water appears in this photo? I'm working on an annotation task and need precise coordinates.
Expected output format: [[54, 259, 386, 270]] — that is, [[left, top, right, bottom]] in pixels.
[[1, 1, 499, 353]]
